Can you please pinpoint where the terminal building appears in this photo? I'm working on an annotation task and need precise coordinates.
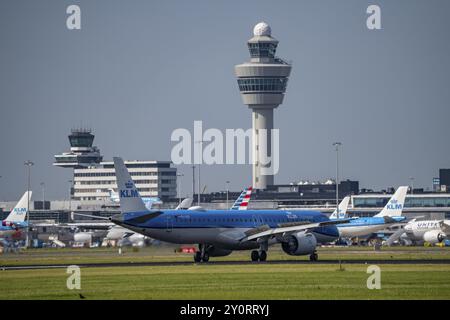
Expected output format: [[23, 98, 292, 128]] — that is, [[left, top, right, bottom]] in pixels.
[[439, 168, 450, 192], [202, 179, 359, 209], [73, 160, 177, 201]]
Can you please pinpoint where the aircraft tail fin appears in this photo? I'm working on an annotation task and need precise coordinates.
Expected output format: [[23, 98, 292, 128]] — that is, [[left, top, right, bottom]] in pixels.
[[374, 186, 408, 217], [113, 157, 148, 214], [108, 188, 119, 202], [5, 191, 32, 222], [175, 198, 193, 210], [231, 187, 253, 210], [329, 196, 350, 219]]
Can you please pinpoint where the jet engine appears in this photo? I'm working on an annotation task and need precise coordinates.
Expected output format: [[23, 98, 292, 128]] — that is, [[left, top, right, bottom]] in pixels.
[[281, 232, 317, 256], [423, 230, 446, 244]]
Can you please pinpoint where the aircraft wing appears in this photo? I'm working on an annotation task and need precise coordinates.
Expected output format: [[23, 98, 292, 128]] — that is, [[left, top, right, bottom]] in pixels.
[[32, 213, 114, 229], [32, 222, 114, 229], [384, 228, 406, 246], [240, 218, 354, 242]]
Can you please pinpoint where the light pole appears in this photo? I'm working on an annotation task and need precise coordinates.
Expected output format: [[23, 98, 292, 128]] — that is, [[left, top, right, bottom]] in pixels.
[[226, 181, 230, 208], [192, 165, 196, 199], [332, 142, 342, 217], [40, 182, 45, 210], [195, 140, 204, 206], [24, 160, 34, 248], [177, 173, 184, 205], [409, 177, 414, 195], [68, 180, 73, 212]]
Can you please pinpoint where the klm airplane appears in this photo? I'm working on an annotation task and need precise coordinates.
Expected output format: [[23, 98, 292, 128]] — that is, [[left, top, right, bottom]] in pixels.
[[329, 196, 351, 220], [109, 157, 350, 262], [0, 191, 32, 238], [335, 186, 408, 238]]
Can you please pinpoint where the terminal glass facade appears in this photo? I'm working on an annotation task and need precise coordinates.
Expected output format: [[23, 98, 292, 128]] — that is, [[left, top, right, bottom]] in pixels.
[[353, 196, 450, 208]]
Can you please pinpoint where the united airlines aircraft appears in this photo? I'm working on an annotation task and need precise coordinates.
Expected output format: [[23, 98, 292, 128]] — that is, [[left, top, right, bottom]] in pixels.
[[110, 157, 350, 262], [385, 219, 450, 245]]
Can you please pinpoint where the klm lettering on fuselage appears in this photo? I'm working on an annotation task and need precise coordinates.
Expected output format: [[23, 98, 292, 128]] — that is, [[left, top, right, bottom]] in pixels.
[[13, 208, 27, 214], [120, 189, 139, 198]]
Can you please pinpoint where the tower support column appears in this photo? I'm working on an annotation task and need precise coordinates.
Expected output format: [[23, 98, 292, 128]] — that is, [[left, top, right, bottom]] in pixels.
[[252, 107, 275, 189]]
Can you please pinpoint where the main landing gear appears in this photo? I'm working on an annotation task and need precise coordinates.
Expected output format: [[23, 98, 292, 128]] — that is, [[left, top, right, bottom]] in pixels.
[[309, 251, 318, 261], [194, 244, 210, 263], [251, 240, 269, 262], [251, 250, 267, 262]]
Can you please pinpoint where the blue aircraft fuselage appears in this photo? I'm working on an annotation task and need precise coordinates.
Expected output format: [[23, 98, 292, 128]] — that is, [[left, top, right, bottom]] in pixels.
[[336, 216, 406, 238], [112, 209, 339, 250]]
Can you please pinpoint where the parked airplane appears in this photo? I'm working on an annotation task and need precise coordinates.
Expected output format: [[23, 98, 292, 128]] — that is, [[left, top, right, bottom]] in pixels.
[[109, 157, 351, 262], [105, 226, 146, 247], [385, 219, 450, 245], [109, 188, 162, 210], [329, 196, 351, 220], [231, 187, 253, 210], [0, 191, 32, 238], [335, 186, 409, 238]]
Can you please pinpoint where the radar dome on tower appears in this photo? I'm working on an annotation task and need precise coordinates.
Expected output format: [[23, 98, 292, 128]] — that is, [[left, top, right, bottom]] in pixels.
[[253, 22, 271, 37]]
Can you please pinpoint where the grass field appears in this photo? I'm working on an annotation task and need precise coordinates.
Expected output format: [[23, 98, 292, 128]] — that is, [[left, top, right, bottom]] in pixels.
[[1, 245, 450, 266], [1, 264, 449, 299], [1, 246, 450, 299]]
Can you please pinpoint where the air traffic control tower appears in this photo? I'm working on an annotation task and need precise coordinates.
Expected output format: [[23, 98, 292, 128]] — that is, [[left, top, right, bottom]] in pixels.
[[54, 129, 103, 169], [235, 22, 292, 189]]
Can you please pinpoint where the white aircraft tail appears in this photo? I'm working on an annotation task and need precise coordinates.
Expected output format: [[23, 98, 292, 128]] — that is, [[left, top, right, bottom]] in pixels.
[[374, 186, 408, 217], [5, 191, 32, 222], [175, 198, 193, 210], [329, 196, 350, 219], [113, 157, 148, 214]]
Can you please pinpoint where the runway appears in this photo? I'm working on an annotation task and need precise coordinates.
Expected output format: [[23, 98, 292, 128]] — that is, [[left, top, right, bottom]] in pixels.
[[2, 259, 450, 270]]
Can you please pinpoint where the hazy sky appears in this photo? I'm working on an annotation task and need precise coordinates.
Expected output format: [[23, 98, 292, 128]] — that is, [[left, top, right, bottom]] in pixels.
[[0, 0, 449, 200]]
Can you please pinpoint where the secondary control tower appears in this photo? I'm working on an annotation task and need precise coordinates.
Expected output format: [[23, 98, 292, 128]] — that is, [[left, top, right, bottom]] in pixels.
[[234, 22, 292, 189], [53, 128, 103, 169]]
